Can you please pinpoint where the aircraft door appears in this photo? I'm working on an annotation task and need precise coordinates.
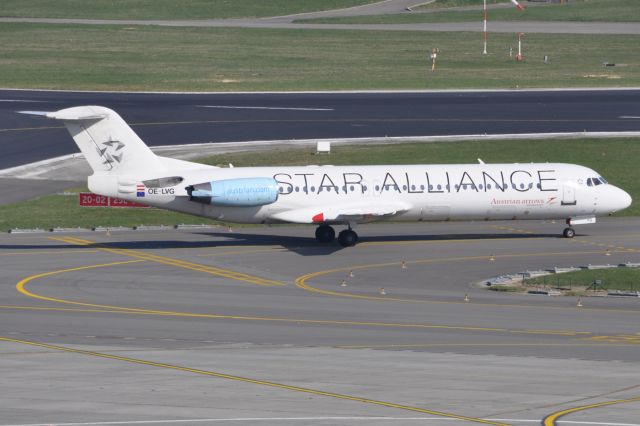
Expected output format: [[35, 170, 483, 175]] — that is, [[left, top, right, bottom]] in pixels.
[[561, 183, 577, 206]]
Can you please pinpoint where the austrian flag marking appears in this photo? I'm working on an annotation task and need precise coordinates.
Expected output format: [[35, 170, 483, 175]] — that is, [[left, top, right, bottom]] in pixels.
[[136, 184, 145, 197]]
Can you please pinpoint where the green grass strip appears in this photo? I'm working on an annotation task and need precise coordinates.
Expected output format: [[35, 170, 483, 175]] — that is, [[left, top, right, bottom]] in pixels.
[[1, 24, 639, 91], [0, 0, 377, 20], [526, 268, 640, 292]]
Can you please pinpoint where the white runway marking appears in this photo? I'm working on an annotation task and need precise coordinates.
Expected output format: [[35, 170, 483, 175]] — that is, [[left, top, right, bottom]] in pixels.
[[3, 419, 639, 426], [0, 99, 48, 103], [619, 116, 640, 119], [197, 105, 334, 111]]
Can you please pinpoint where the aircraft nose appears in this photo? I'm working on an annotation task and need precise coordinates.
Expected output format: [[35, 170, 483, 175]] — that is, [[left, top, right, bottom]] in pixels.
[[610, 186, 632, 212]]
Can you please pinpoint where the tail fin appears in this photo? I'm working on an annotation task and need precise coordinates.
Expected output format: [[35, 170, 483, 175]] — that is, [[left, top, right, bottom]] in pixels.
[[47, 106, 165, 175]]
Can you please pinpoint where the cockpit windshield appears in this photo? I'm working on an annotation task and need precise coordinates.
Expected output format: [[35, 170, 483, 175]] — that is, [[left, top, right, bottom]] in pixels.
[[586, 176, 608, 187]]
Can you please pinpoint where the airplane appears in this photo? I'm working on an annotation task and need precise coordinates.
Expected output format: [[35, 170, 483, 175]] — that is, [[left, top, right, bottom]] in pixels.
[[23, 106, 631, 247]]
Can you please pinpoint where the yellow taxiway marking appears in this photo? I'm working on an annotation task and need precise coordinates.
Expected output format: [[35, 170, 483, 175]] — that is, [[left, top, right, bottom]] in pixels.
[[584, 335, 640, 344], [509, 329, 592, 336], [295, 249, 640, 314], [0, 305, 149, 314], [197, 247, 288, 257], [0, 336, 508, 426], [50, 236, 284, 287], [358, 236, 545, 247], [492, 225, 640, 253], [0, 249, 99, 257], [16, 260, 156, 313], [542, 396, 640, 426], [14, 260, 598, 339], [336, 342, 636, 350]]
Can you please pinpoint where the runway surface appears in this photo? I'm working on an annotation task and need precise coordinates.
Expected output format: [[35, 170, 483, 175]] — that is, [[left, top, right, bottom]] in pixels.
[[2, 219, 639, 425], [2, 89, 640, 170]]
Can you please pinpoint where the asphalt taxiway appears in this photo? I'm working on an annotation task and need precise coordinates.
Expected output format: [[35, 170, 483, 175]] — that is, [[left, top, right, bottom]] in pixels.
[[1, 219, 639, 425]]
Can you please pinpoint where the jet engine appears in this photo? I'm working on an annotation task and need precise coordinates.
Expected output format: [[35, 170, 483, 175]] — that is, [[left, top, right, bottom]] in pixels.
[[186, 177, 279, 207]]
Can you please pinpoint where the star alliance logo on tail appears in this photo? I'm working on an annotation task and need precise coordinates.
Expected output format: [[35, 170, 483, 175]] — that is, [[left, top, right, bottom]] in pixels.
[[96, 138, 125, 169]]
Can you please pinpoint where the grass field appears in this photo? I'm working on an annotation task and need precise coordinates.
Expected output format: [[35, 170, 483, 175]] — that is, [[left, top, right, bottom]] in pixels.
[[525, 268, 640, 292], [1, 138, 637, 230], [0, 0, 377, 20], [300, 0, 640, 24], [1, 23, 639, 91]]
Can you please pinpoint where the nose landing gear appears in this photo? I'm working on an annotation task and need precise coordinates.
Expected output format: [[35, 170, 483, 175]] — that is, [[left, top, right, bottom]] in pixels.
[[563, 227, 575, 238]]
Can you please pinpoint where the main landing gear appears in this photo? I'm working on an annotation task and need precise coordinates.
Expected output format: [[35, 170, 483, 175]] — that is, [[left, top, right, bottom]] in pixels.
[[562, 227, 576, 238], [315, 224, 335, 243], [315, 224, 359, 247], [338, 229, 358, 247]]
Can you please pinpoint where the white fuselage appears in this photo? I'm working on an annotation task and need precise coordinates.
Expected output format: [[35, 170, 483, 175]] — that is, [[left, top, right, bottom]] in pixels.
[[92, 162, 631, 225]]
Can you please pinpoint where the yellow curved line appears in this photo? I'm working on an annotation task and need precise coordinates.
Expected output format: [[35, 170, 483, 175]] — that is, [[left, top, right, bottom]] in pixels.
[[16, 260, 154, 312], [15, 265, 511, 329], [51, 236, 284, 287], [0, 336, 509, 426], [294, 249, 640, 314], [542, 396, 640, 426], [14, 259, 584, 337], [337, 343, 638, 349], [0, 249, 98, 257]]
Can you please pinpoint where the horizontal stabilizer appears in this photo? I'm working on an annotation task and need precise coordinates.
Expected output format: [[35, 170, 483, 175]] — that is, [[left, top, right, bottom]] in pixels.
[[46, 109, 107, 121], [17, 110, 51, 117]]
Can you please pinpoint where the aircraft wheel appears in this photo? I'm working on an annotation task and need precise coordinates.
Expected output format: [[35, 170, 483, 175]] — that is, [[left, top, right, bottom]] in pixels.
[[563, 227, 575, 238], [338, 229, 358, 247], [315, 225, 335, 243]]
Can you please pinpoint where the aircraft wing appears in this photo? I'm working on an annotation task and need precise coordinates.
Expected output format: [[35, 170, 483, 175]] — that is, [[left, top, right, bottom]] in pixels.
[[270, 201, 411, 224]]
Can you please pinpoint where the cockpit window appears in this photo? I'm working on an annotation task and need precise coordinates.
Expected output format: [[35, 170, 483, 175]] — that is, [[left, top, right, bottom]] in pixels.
[[587, 176, 608, 187]]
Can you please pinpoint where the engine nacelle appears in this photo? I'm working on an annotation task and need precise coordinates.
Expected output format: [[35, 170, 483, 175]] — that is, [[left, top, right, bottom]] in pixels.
[[187, 177, 279, 207]]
